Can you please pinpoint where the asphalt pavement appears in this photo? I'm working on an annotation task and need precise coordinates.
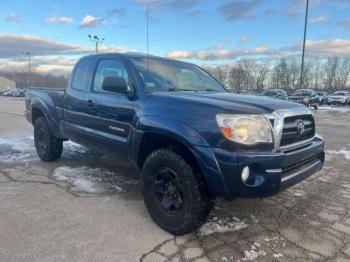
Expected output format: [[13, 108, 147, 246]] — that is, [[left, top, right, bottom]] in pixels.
[[0, 97, 349, 262]]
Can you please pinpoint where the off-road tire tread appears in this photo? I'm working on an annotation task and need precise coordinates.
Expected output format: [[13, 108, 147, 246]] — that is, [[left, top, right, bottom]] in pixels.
[[34, 117, 63, 162], [142, 148, 213, 235]]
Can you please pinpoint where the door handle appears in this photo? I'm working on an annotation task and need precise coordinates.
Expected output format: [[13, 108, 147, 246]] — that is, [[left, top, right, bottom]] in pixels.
[[86, 99, 95, 107]]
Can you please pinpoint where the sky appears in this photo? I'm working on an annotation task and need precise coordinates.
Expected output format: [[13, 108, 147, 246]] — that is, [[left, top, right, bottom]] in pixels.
[[0, 0, 350, 74]]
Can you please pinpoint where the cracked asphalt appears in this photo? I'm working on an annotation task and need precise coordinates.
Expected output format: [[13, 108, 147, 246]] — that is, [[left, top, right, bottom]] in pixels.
[[0, 97, 350, 262]]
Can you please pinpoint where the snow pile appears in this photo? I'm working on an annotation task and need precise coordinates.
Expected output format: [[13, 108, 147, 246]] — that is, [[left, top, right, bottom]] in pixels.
[[326, 149, 350, 160], [198, 216, 249, 236], [52, 166, 139, 194], [241, 242, 267, 261]]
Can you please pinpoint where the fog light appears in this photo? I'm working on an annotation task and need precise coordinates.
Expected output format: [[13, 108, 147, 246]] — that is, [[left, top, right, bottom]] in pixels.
[[241, 166, 250, 182]]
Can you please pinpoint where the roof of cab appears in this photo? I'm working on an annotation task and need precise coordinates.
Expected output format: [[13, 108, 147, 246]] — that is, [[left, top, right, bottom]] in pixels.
[[79, 52, 187, 63]]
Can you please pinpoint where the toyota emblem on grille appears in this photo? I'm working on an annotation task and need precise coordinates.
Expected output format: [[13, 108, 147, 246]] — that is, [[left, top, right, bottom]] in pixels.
[[297, 121, 305, 136]]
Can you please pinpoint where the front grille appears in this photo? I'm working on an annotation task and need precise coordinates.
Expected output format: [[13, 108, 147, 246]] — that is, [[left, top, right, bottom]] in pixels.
[[280, 114, 315, 147]]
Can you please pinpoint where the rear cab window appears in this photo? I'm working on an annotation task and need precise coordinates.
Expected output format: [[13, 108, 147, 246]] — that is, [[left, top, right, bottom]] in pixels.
[[71, 59, 94, 91]]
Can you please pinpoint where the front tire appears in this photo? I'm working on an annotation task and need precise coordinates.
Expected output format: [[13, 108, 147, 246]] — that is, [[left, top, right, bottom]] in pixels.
[[34, 117, 63, 162], [142, 148, 213, 235]]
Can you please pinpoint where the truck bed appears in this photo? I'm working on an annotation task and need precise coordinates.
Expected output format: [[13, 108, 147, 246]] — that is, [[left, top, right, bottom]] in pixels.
[[26, 87, 65, 109]]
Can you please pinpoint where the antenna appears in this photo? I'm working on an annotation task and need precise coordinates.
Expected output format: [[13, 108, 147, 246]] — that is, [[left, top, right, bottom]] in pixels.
[[146, 5, 149, 56], [146, 5, 150, 82]]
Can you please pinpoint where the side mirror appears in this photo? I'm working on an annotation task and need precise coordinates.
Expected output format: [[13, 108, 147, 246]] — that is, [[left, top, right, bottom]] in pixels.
[[102, 76, 127, 94]]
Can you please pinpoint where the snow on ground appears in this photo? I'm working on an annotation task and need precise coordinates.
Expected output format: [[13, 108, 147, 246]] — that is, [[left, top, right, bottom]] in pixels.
[[0, 136, 87, 163], [52, 166, 139, 194], [326, 149, 350, 160], [318, 106, 350, 113], [0, 136, 37, 163]]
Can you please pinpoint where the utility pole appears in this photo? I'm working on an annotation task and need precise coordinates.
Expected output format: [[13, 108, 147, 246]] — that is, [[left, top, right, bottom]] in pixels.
[[299, 0, 309, 89], [88, 35, 105, 53]]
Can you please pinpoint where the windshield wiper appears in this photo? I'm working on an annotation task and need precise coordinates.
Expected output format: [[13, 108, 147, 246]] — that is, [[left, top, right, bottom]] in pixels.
[[167, 88, 196, 92]]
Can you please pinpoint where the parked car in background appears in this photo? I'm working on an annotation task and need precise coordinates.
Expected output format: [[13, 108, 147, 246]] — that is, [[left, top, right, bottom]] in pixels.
[[3, 90, 13, 96], [18, 89, 27, 97], [330, 91, 350, 105], [288, 89, 319, 109], [1, 89, 26, 97], [261, 89, 288, 100], [316, 91, 331, 105]]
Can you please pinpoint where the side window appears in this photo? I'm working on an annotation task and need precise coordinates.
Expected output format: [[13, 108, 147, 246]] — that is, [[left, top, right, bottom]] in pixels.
[[71, 60, 93, 91], [93, 59, 129, 93]]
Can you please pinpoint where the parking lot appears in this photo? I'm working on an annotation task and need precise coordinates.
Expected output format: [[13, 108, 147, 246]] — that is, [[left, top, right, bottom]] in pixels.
[[0, 96, 350, 262]]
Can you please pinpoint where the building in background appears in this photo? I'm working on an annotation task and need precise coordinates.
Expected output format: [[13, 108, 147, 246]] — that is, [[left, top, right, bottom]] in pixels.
[[0, 76, 16, 91]]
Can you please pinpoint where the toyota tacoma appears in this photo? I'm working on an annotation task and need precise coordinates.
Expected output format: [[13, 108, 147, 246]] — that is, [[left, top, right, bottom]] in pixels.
[[25, 53, 325, 235]]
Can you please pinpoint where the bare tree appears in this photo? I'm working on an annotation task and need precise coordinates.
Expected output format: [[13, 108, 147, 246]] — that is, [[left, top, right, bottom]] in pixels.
[[323, 57, 339, 91]]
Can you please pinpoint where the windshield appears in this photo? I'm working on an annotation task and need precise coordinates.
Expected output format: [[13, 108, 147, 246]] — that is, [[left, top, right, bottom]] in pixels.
[[293, 91, 310, 96], [333, 92, 346, 96], [130, 57, 225, 92], [262, 91, 277, 96]]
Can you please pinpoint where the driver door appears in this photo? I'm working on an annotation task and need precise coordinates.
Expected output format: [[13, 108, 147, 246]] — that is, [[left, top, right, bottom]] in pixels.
[[84, 58, 135, 155]]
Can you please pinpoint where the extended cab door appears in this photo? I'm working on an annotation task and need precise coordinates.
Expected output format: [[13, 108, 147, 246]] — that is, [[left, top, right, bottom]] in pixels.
[[83, 58, 135, 155], [63, 58, 95, 142]]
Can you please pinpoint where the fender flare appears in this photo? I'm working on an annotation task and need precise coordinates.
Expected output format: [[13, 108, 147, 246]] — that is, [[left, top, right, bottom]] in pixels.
[[30, 97, 63, 138], [133, 115, 230, 196]]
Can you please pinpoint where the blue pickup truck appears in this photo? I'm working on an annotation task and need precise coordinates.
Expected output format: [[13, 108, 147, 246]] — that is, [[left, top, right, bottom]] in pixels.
[[25, 53, 325, 235]]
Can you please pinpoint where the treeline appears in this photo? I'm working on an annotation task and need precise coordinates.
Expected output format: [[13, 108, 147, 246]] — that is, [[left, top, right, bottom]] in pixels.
[[205, 56, 350, 92], [1, 56, 350, 92], [0, 71, 69, 89]]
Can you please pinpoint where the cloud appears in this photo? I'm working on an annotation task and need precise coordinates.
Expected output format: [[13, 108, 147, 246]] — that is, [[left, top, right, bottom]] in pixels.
[[46, 17, 74, 24], [167, 44, 270, 60], [338, 19, 350, 29], [108, 8, 126, 16], [131, 0, 201, 16], [0, 34, 126, 58], [240, 36, 252, 43], [167, 37, 350, 61], [218, 0, 261, 21], [166, 0, 201, 11], [131, 0, 161, 3], [79, 15, 105, 28], [284, 0, 329, 20], [290, 39, 350, 57], [188, 10, 205, 20], [4, 13, 26, 23], [310, 16, 329, 24], [0, 34, 129, 74], [0, 56, 76, 74]]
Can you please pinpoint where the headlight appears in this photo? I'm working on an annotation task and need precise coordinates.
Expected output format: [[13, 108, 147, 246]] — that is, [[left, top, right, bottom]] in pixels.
[[216, 114, 273, 145]]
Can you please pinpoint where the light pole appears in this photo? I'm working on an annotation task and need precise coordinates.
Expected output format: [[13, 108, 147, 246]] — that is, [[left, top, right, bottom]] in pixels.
[[22, 51, 33, 73], [88, 35, 105, 53], [299, 0, 309, 89], [23, 51, 33, 88]]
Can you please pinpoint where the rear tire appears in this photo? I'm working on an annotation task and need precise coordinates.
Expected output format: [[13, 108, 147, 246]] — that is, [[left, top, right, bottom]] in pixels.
[[34, 117, 63, 162], [142, 148, 213, 235]]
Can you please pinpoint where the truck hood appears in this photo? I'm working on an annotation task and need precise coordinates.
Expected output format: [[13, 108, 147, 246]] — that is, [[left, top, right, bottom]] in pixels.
[[152, 91, 302, 114]]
